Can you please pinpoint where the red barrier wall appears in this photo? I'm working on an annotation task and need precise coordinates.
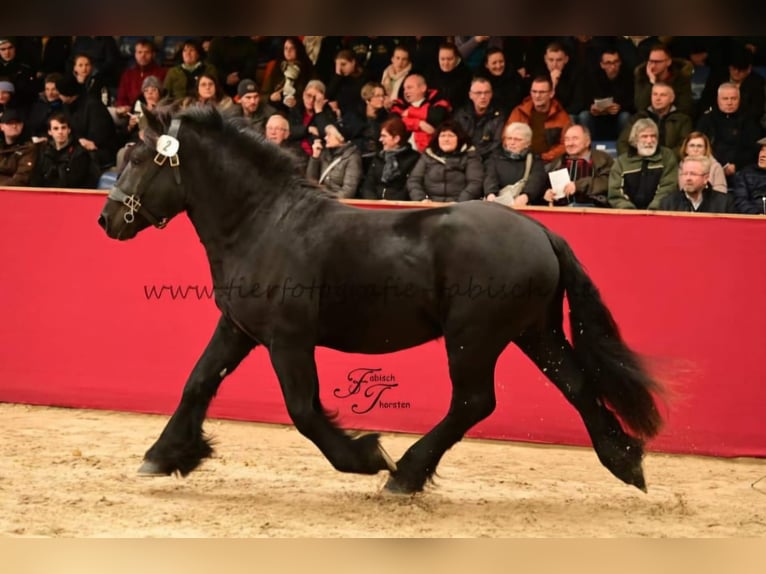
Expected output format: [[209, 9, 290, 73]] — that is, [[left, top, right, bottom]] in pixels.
[[1, 188, 764, 458]]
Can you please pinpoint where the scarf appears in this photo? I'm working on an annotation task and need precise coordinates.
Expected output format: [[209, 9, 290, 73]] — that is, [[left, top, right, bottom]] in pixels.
[[281, 61, 300, 99], [381, 63, 412, 99], [503, 148, 529, 161]]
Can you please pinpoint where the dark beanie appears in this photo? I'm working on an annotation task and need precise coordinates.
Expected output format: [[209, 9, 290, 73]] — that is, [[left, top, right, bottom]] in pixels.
[[56, 75, 81, 97]]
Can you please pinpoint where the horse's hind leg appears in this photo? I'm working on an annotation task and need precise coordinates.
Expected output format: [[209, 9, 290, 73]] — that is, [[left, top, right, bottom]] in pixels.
[[139, 315, 256, 476], [516, 329, 648, 491], [269, 344, 392, 475], [384, 340, 499, 494]]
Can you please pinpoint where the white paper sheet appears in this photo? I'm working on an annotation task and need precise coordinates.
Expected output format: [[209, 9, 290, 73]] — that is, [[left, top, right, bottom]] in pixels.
[[593, 97, 614, 111], [548, 168, 571, 200]]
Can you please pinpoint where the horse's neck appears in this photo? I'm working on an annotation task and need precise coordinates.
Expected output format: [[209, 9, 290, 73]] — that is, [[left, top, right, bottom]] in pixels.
[[184, 179, 329, 284]]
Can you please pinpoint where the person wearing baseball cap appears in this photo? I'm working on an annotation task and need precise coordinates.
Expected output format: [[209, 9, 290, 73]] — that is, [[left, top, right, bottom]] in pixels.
[[1, 107, 40, 186], [225, 78, 276, 134]]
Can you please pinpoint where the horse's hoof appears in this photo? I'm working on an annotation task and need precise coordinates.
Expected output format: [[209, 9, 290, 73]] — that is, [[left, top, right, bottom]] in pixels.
[[378, 444, 397, 472], [137, 460, 169, 476], [383, 475, 418, 495]]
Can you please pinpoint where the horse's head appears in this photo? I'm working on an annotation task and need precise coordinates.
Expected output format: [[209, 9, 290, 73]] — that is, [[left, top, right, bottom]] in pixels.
[[98, 106, 187, 240]]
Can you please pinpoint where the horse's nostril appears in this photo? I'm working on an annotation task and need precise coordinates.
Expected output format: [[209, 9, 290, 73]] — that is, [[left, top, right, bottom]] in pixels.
[[97, 214, 108, 231]]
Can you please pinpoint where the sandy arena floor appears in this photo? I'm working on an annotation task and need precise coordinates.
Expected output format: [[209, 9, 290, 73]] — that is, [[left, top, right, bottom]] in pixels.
[[1, 402, 764, 537]]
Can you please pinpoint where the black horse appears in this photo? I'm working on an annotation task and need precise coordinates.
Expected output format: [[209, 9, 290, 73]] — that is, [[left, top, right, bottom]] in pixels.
[[98, 105, 663, 494]]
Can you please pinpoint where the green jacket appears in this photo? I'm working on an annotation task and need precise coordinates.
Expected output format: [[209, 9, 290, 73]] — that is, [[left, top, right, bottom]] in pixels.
[[608, 146, 678, 209], [617, 107, 692, 160]]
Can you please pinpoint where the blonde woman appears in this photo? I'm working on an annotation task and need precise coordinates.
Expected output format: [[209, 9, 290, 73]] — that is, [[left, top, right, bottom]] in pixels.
[[680, 131, 727, 193]]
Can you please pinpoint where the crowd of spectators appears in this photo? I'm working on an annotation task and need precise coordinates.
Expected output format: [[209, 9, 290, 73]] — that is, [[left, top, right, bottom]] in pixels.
[[2, 35, 766, 215]]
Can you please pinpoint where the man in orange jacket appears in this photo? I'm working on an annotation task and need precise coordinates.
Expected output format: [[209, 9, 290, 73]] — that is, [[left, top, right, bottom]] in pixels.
[[506, 75, 571, 168]]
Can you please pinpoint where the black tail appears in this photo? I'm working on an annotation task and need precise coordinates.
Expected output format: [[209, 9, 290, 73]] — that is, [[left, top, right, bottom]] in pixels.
[[545, 230, 663, 439]]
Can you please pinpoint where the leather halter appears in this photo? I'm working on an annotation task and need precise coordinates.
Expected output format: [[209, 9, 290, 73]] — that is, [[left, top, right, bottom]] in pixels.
[[107, 118, 183, 229]]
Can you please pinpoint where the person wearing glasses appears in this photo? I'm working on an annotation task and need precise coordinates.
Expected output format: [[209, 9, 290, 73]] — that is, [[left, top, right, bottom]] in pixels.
[[659, 155, 735, 213], [679, 131, 727, 193], [579, 47, 635, 140], [506, 75, 571, 168], [453, 76, 505, 162], [634, 43, 693, 117]]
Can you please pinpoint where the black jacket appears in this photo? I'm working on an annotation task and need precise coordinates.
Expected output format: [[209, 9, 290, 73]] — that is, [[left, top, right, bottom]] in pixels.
[[359, 145, 421, 201], [659, 185, 737, 214]]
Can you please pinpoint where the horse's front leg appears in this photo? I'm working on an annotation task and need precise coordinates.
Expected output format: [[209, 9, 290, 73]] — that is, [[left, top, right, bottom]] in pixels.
[[269, 342, 394, 475], [139, 315, 256, 476]]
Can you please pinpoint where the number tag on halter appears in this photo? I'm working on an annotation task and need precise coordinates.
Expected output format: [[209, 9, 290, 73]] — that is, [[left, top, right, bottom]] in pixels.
[[156, 135, 180, 157]]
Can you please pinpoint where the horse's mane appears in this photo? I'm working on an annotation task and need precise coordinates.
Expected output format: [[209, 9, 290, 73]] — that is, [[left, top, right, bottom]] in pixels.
[[175, 105, 300, 179]]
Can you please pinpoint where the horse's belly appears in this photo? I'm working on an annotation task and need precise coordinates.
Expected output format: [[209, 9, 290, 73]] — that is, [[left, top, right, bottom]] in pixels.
[[317, 308, 441, 354]]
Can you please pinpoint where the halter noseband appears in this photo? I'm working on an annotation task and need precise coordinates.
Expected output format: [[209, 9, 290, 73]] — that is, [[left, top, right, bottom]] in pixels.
[[107, 118, 183, 229]]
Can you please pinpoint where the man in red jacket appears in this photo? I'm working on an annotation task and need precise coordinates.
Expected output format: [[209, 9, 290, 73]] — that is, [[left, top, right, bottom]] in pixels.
[[114, 38, 167, 114], [390, 73, 450, 152]]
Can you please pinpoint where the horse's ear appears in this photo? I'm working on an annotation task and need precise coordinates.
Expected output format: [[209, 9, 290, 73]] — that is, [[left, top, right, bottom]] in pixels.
[[141, 106, 164, 138]]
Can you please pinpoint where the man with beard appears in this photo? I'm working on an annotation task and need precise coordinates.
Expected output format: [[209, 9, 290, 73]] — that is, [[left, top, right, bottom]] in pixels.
[[608, 117, 677, 209], [659, 155, 735, 213]]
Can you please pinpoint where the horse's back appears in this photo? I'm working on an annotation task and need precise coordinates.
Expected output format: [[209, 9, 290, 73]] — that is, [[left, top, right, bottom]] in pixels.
[[312, 201, 561, 351]]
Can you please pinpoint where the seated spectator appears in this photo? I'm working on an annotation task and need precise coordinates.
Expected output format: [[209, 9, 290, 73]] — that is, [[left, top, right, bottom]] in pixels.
[[697, 82, 761, 186], [264, 113, 308, 174], [578, 47, 634, 140], [56, 74, 118, 170], [163, 39, 218, 102], [261, 37, 315, 113], [114, 38, 167, 114], [617, 82, 692, 159], [69, 36, 122, 95], [339, 81, 387, 170], [482, 47, 525, 114], [286, 79, 338, 159], [0, 78, 22, 118], [506, 75, 571, 167], [407, 119, 483, 203], [534, 40, 586, 117], [24, 73, 64, 139], [454, 36, 504, 72], [608, 117, 678, 209], [659, 155, 736, 213], [483, 122, 547, 207], [116, 75, 164, 164], [70, 52, 108, 101], [306, 123, 363, 199], [543, 124, 613, 207], [730, 137, 766, 214], [699, 46, 765, 122], [225, 79, 276, 135], [453, 76, 506, 162], [380, 45, 412, 108], [0, 37, 38, 108], [326, 48, 368, 119], [30, 112, 99, 189], [634, 43, 693, 117], [0, 108, 39, 186], [180, 72, 233, 112], [390, 73, 451, 152], [359, 116, 420, 201], [680, 131, 727, 193], [425, 42, 473, 110]]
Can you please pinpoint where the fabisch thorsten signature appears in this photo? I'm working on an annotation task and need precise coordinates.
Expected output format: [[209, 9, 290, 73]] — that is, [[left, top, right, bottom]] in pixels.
[[333, 368, 410, 414]]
